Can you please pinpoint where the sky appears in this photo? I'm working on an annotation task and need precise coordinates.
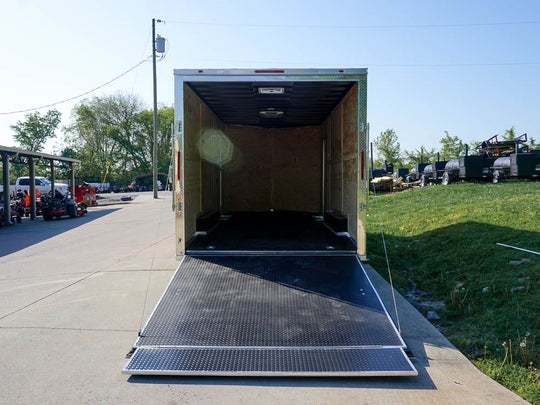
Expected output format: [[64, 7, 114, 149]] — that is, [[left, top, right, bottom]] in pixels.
[[1, 0, 539, 156]]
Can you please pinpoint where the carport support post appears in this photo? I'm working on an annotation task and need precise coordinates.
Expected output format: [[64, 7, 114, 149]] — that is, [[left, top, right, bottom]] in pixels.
[[29, 157, 36, 220], [2, 153, 10, 226], [69, 163, 75, 200], [50, 160, 55, 196]]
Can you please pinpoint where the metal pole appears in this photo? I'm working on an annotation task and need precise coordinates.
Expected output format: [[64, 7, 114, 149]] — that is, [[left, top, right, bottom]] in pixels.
[[50, 160, 55, 196], [152, 18, 158, 199], [2, 153, 10, 226], [70, 163, 75, 200], [29, 157, 36, 220], [496, 243, 540, 256]]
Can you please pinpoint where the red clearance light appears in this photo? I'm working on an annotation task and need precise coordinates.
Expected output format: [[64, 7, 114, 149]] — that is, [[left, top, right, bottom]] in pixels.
[[198, 70, 203, 73], [254, 69, 285, 74], [338, 69, 344, 73]]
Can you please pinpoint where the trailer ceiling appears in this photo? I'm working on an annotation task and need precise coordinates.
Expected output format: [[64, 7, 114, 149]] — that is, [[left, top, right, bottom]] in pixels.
[[186, 81, 356, 128]]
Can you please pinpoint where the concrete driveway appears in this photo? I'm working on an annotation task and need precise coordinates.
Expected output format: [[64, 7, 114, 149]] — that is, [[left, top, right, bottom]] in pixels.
[[0, 192, 528, 404]]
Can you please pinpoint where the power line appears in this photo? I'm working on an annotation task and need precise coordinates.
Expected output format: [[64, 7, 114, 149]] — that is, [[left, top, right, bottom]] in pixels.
[[178, 56, 540, 67], [370, 62, 540, 67], [167, 19, 540, 30], [0, 59, 150, 116]]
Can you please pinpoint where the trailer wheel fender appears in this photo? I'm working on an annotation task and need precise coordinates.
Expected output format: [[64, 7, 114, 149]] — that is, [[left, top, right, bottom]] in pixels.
[[441, 172, 451, 186], [492, 170, 504, 184]]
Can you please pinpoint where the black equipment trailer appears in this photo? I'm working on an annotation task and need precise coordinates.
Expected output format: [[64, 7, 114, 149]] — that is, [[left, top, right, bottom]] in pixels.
[[123, 212, 417, 377]]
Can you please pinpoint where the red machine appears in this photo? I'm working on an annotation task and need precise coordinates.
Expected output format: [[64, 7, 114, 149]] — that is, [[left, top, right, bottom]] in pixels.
[[75, 184, 97, 207]]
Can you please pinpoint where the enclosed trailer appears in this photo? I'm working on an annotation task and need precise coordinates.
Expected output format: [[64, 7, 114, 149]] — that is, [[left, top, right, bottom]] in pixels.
[[172, 69, 369, 259], [123, 69, 416, 377]]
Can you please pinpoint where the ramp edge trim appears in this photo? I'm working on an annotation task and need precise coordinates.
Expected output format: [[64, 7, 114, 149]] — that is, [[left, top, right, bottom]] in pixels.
[[123, 346, 418, 377]]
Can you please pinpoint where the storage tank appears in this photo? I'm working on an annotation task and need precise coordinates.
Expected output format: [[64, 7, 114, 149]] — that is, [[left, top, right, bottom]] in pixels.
[[444, 159, 460, 172], [492, 156, 510, 169]]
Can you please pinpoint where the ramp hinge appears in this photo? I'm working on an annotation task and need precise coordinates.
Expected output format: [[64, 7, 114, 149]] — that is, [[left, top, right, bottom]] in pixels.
[[125, 347, 136, 359]]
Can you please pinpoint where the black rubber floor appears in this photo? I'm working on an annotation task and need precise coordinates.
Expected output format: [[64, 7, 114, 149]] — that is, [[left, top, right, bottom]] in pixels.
[[123, 255, 416, 376], [137, 255, 401, 347], [186, 211, 356, 252]]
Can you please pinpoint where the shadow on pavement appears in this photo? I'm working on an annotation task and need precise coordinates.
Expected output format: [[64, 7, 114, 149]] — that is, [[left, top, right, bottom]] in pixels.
[[0, 208, 119, 257], [127, 372, 435, 389]]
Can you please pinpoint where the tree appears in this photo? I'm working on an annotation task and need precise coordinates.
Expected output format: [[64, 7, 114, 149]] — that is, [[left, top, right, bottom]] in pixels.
[[373, 129, 401, 167], [135, 106, 174, 175], [10, 109, 61, 152], [403, 145, 437, 168], [64, 93, 173, 184], [502, 126, 516, 141], [439, 131, 465, 160]]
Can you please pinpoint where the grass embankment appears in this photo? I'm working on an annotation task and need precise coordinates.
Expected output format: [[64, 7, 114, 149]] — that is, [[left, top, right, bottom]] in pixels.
[[366, 181, 540, 403]]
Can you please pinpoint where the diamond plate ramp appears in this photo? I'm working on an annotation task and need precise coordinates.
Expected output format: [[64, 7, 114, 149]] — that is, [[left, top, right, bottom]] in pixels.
[[123, 255, 417, 376]]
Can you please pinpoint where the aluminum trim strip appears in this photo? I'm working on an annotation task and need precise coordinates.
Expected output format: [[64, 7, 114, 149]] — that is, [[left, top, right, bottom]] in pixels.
[[133, 256, 187, 345], [186, 250, 357, 256], [356, 256, 407, 348], [132, 345, 408, 350]]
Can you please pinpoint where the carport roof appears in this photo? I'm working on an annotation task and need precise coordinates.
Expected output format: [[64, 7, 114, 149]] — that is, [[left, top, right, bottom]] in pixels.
[[0, 145, 80, 164]]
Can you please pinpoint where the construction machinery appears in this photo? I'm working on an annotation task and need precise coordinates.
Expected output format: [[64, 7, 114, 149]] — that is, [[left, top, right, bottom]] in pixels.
[[41, 190, 87, 221]]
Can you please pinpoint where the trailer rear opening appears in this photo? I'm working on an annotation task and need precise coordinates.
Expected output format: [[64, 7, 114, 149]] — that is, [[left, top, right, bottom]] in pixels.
[[123, 69, 416, 377], [173, 69, 369, 259]]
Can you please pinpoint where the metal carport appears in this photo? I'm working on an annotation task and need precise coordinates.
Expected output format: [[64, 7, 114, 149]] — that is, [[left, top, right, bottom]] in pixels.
[[0, 145, 80, 226]]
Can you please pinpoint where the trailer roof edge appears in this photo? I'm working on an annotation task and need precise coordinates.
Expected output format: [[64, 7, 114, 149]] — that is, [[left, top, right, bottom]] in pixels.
[[173, 68, 368, 77]]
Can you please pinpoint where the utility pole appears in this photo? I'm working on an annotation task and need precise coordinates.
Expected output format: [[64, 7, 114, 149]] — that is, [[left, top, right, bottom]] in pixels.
[[152, 18, 164, 199]]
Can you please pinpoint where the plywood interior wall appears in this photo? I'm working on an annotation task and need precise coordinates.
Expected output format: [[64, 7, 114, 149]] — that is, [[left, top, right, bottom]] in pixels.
[[182, 83, 359, 244], [222, 125, 322, 213], [323, 84, 358, 241], [183, 85, 222, 241]]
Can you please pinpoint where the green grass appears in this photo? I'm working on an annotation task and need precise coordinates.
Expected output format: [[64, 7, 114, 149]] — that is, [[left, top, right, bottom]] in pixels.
[[474, 359, 540, 404], [366, 181, 540, 403]]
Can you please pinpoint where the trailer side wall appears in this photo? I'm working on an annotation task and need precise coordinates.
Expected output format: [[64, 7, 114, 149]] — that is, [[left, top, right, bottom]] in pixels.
[[323, 83, 361, 243], [183, 85, 222, 241]]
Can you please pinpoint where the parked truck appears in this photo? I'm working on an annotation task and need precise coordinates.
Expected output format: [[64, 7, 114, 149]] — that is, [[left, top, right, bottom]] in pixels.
[[0, 176, 69, 197]]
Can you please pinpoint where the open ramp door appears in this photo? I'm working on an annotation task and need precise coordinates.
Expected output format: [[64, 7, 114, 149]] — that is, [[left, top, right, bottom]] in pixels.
[[123, 255, 416, 376]]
